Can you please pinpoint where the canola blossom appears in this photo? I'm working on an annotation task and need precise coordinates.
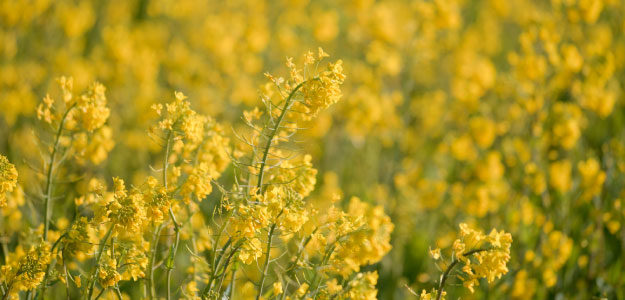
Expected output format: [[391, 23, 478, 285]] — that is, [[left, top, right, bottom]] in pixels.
[[0, 0, 624, 299]]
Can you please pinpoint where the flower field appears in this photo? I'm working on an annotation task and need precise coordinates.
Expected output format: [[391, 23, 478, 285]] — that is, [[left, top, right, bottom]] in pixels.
[[0, 0, 624, 299]]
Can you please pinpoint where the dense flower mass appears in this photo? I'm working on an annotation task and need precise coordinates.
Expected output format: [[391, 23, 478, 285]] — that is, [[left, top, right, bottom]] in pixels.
[[452, 223, 512, 292], [0, 243, 51, 294], [0, 43, 399, 299], [1, 0, 625, 298]]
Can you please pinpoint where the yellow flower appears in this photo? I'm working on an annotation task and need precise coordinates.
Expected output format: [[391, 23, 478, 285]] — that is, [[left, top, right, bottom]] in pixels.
[[98, 253, 121, 288], [1, 243, 52, 293], [272, 282, 283, 295], [450, 134, 477, 161], [345, 271, 379, 299], [64, 217, 95, 256], [418, 289, 445, 300], [74, 82, 110, 132], [429, 248, 441, 260], [181, 162, 214, 203], [470, 116, 497, 149], [562, 44, 584, 72], [37, 94, 55, 124], [265, 50, 345, 122], [239, 238, 263, 265], [330, 197, 393, 276], [326, 278, 342, 294], [578, 158, 606, 200], [0, 155, 18, 207], [296, 283, 309, 297], [444, 223, 512, 294], [107, 178, 146, 233], [153, 91, 207, 149], [549, 160, 572, 193], [142, 179, 171, 223]]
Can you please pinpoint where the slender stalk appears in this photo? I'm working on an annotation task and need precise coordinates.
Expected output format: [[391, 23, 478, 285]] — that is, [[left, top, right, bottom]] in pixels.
[[43, 104, 76, 241], [435, 249, 487, 300], [163, 130, 172, 189], [147, 222, 164, 299], [162, 130, 182, 300], [39, 233, 68, 299], [215, 245, 241, 297], [202, 238, 232, 296], [2, 283, 13, 300], [146, 130, 174, 299], [224, 262, 237, 299], [93, 288, 106, 300], [286, 227, 318, 275], [114, 286, 123, 300], [279, 282, 288, 300], [87, 226, 114, 300], [256, 223, 277, 300], [166, 208, 181, 300], [310, 244, 337, 297], [256, 81, 307, 192], [63, 258, 71, 300]]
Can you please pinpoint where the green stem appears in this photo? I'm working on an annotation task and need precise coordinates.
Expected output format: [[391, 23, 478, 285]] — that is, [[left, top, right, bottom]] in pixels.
[[310, 244, 337, 297], [87, 226, 114, 300], [286, 227, 318, 275], [256, 223, 277, 300], [202, 238, 232, 296], [163, 130, 172, 189], [166, 208, 181, 300], [1, 285, 10, 300], [43, 104, 76, 241], [39, 233, 68, 299], [63, 257, 71, 300], [114, 286, 123, 300], [147, 222, 164, 299], [162, 130, 181, 300], [215, 245, 241, 297], [256, 81, 308, 192], [147, 130, 174, 299], [224, 262, 237, 299]]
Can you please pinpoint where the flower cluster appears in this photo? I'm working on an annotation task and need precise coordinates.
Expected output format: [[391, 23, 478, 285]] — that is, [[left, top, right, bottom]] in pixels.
[[97, 253, 121, 288], [329, 197, 394, 276], [0, 243, 51, 296], [105, 177, 147, 233], [422, 223, 512, 298], [151, 91, 206, 147], [264, 48, 346, 122], [452, 223, 512, 292], [0, 155, 17, 207], [64, 217, 95, 257], [37, 77, 110, 133], [179, 50, 394, 300]]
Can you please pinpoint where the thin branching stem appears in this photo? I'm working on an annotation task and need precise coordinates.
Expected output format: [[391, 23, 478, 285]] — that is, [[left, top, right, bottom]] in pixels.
[[256, 222, 277, 300], [39, 233, 68, 299], [286, 227, 318, 276], [256, 81, 307, 192], [215, 245, 241, 297], [147, 222, 164, 299], [160, 130, 181, 300], [43, 103, 76, 241], [166, 207, 181, 300], [87, 225, 114, 300]]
